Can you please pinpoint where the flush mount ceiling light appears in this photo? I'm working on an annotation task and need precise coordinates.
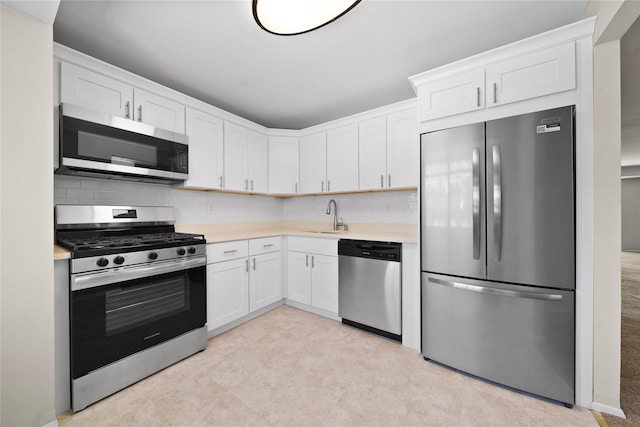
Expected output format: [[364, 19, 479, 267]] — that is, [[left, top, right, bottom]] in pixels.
[[253, 0, 362, 36]]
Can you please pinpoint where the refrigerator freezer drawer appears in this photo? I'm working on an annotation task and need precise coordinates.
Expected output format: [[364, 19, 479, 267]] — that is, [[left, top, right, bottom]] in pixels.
[[421, 272, 574, 404]]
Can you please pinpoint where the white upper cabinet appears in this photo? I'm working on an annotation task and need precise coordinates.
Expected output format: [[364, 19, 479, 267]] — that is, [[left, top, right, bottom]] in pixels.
[[386, 109, 418, 188], [247, 130, 268, 193], [132, 88, 185, 134], [359, 116, 388, 190], [417, 68, 485, 122], [359, 109, 418, 190], [60, 62, 186, 133], [268, 136, 299, 194], [326, 124, 359, 192], [486, 41, 576, 108], [183, 107, 224, 190], [299, 132, 327, 194], [223, 122, 268, 193], [61, 62, 133, 119]]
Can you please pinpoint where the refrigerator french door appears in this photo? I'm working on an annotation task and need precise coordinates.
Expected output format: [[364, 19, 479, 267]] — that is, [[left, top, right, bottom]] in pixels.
[[420, 106, 575, 405]]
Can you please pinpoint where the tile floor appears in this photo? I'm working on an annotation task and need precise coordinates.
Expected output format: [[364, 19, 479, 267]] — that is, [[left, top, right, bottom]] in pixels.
[[58, 305, 597, 426]]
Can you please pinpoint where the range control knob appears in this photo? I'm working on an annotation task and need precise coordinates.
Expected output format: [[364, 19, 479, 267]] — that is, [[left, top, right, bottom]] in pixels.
[[148, 252, 159, 260], [177, 248, 186, 256], [97, 258, 109, 267], [187, 247, 196, 254], [114, 256, 125, 265]]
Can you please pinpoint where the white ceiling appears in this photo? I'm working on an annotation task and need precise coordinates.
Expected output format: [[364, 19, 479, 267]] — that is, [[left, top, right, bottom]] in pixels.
[[53, 0, 589, 130]]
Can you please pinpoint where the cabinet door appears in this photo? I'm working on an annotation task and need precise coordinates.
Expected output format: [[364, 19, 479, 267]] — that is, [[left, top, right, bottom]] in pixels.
[[223, 121, 249, 191], [60, 62, 133, 118], [311, 254, 339, 314], [358, 116, 387, 190], [250, 252, 282, 311], [207, 258, 249, 331], [133, 88, 185, 134], [417, 68, 484, 121], [287, 252, 311, 305], [326, 124, 359, 192], [184, 108, 224, 189], [386, 109, 418, 188], [248, 130, 268, 193], [268, 136, 299, 194], [486, 42, 576, 108], [299, 132, 327, 194]]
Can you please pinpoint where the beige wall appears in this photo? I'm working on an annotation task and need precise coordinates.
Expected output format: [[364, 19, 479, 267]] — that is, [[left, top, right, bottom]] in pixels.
[[0, 4, 55, 426]]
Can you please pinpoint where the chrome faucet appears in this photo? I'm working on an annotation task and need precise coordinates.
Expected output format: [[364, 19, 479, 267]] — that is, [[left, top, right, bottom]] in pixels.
[[325, 199, 344, 231]]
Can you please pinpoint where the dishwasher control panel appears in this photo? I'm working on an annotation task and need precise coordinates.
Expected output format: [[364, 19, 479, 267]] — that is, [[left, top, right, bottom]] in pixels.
[[338, 239, 401, 261]]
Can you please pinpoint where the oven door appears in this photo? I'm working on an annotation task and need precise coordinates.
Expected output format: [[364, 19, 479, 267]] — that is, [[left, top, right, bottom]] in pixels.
[[70, 256, 206, 379]]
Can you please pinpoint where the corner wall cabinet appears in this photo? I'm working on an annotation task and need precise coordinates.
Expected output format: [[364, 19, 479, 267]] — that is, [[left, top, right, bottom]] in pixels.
[[268, 136, 299, 194], [60, 62, 185, 133]]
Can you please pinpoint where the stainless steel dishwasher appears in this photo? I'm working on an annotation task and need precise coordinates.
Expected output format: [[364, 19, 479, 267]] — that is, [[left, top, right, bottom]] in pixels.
[[338, 239, 402, 341]]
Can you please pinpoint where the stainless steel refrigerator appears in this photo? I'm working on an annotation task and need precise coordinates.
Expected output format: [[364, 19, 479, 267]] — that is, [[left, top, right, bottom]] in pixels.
[[420, 106, 575, 405]]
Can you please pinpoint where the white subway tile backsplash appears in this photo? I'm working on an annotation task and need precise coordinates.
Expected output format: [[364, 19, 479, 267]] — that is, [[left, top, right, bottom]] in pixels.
[[54, 176, 416, 225]]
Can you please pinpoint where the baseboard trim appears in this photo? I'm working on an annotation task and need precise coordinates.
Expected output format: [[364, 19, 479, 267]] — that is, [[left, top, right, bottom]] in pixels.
[[592, 402, 626, 418], [42, 419, 59, 427]]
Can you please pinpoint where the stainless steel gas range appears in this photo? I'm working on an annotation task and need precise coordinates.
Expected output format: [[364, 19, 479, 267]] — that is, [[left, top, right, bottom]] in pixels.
[[55, 205, 208, 412]]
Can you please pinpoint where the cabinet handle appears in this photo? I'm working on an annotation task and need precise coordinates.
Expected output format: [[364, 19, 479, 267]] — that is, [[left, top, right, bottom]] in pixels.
[[250, 179, 254, 191], [219, 175, 224, 188], [388, 174, 391, 188], [493, 83, 497, 104], [245, 259, 249, 273], [137, 105, 142, 122], [263, 244, 274, 248], [306, 254, 309, 267], [321, 181, 324, 192], [311, 255, 315, 268], [125, 101, 130, 119], [477, 87, 481, 107], [327, 181, 331, 192], [224, 249, 238, 254], [245, 179, 248, 190], [380, 174, 384, 188], [252, 257, 256, 270], [295, 182, 298, 194]]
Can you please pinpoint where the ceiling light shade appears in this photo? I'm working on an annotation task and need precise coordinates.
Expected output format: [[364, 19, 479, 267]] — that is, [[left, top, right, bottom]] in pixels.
[[253, 0, 361, 36]]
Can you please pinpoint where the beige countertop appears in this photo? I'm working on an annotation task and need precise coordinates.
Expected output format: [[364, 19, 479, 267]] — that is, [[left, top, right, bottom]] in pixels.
[[54, 221, 417, 261]]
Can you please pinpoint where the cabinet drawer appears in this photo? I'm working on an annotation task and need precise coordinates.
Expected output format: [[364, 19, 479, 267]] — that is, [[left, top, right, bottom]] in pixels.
[[249, 236, 281, 255], [288, 237, 337, 256], [207, 240, 249, 263]]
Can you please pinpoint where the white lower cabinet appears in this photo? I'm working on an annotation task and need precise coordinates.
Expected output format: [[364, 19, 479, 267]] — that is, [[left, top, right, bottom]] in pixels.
[[207, 257, 249, 331], [287, 237, 339, 315], [249, 251, 282, 311], [207, 237, 281, 332]]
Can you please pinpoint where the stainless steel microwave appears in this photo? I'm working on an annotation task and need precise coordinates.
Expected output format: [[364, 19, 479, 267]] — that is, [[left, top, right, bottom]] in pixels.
[[56, 103, 189, 184]]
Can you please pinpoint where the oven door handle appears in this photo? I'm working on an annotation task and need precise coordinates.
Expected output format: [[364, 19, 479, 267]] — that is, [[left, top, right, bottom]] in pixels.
[[71, 255, 206, 291]]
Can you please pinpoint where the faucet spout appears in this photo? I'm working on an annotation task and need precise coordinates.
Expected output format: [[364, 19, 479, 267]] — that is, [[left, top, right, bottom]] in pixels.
[[326, 199, 338, 230]]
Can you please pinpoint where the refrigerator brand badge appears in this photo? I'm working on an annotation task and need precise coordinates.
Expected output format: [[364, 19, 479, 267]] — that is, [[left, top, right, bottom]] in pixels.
[[536, 123, 561, 134]]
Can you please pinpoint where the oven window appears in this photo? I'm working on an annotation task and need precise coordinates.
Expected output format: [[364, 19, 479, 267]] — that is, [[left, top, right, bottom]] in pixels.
[[105, 277, 189, 336]]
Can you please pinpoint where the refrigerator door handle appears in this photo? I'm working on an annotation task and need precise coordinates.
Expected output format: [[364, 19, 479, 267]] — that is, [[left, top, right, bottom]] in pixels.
[[427, 277, 563, 301], [492, 145, 502, 262], [472, 148, 481, 260]]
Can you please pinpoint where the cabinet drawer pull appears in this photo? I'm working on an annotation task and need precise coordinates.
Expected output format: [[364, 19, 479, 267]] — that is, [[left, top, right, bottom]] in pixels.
[[250, 179, 254, 191], [245, 259, 249, 272], [327, 181, 331, 192], [380, 174, 384, 188], [137, 105, 142, 122], [252, 257, 256, 270], [295, 182, 298, 194], [223, 249, 238, 254], [493, 82, 497, 104], [311, 255, 315, 268], [245, 179, 248, 190], [125, 101, 130, 119], [477, 86, 481, 107], [306, 254, 309, 267], [219, 175, 224, 188], [321, 181, 324, 192], [263, 244, 274, 248], [388, 173, 391, 188]]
